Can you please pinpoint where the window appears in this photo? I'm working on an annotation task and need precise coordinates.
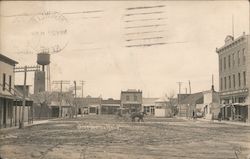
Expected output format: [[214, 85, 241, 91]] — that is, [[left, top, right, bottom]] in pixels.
[[9, 75, 12, 92], [126, 95, 129, 101], [224, 77, 227, 90], [242, 48, 246, 65], [2, 73, 6, 91], [233, 74, 236, 88], [219, 58, 222, 71], [238, 73, 241, 87], [237, 51, 240, 66], [232, 53, 235, 67], [243, 71, 246, 86], [134, 95, 137, 101], [224, 57, 226, 70], [228, 55, 231, 68], [228, 76, 231, 89], [220, 78, 223, 90]]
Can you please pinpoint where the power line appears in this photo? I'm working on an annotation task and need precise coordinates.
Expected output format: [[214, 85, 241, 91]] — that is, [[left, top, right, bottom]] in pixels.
[[124, 11, 164, 17], [125, 17, 167, 23], [125, 30, 166, 35], [0, 10, 104, 18], [126, 5, 165, 10], [126, 36, 164, 42], [125, 24, 166, 29]]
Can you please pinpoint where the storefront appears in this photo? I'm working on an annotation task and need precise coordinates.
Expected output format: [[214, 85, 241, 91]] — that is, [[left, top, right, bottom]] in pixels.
[[220, 103, 248, 122]]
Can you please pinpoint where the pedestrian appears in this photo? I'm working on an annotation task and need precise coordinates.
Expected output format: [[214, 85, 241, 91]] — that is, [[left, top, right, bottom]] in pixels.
[[192, 110, 195, 120], [218, 112, 222, 121]]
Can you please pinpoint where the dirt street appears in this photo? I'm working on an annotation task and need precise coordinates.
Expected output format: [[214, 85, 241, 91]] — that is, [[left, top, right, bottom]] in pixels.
[[0, 115, 250, 159]]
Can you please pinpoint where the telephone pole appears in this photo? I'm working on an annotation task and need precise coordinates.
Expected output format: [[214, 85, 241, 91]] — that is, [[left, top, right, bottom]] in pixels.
[[52, 80, 70, 117], [177, 81, 183, 117], [80, 80, 85, 98], [14, 65, 40, 128], [177, 82, 183, 95], [74, 81, 78, 117], [188, 80, 191, 94]]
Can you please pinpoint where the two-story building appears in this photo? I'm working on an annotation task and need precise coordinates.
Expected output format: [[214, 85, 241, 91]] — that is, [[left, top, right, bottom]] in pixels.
[[0, 54, 18, 128], [216, 33, 250, 122], [120, 89, 142, 113]]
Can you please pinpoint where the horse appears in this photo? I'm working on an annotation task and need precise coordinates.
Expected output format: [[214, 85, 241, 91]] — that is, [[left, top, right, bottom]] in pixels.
[[131, 112, 147, 122]]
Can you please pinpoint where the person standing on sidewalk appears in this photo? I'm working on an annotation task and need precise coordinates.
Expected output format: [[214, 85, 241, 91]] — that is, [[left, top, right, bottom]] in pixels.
[[218, 112, 222, 121]]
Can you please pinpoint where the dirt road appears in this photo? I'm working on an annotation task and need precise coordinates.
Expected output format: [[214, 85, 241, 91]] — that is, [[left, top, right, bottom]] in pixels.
[[0, 115, 250, 159]]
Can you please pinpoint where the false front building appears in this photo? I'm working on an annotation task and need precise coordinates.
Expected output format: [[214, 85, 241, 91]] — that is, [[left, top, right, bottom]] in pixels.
[[216, 33, 250, 122], [120, 89, 142, 113], [0, 54, 18, 128]]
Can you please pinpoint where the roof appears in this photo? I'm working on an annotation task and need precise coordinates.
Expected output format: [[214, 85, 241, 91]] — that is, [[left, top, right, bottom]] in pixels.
[[216, 33, 248, 53], [121, 89, 142, 93], [75, 97, 101, 106], [142, 98, 159, 105], [155, 97, 168, 103], [101, 98, 120, 104], [179, 92, 203, 105], [0, 54, 18, 66]]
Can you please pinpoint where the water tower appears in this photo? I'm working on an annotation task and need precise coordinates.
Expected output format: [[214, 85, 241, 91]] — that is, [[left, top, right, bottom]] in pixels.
[[37, 52, 50, 71], [34, 52, 51, 94]]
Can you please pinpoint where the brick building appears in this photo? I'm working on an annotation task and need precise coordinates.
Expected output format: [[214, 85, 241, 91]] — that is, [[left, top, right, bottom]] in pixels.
[[216, 33, 250, 122], [120, 89, 142, 113]]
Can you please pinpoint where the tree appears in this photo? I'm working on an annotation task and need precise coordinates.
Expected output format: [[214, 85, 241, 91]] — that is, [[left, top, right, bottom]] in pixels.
[[63, 91, 75, 118], [31, 91, 53, 119], [165, 91, 178, 117]]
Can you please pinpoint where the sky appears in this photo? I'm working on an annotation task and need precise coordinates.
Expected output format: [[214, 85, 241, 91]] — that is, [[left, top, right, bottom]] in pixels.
[[0, 1, 249, 99]]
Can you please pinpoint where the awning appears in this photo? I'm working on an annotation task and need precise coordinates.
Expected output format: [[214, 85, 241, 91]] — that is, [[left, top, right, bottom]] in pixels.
[[101, 104, 120, 107], [0, 93, 15, 99], [232, 103, 248, 106], [220, 103, 249, 108]]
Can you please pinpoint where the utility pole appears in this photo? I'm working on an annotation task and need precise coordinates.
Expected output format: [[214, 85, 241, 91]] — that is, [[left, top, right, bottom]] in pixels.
[[14, 65, 40, 129], [188, 80, 191, 94], [80, 80, 85, 98], [177, 82, 183, 95], [74, 81, 77, 118], [212, 74, 215, 91], [177, 81, 183, 117], [52, 80, 70, 117]]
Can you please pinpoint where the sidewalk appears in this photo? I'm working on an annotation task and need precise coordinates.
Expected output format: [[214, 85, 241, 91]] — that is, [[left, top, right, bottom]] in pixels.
[[176, 116, 250, 126], [0, 119, 51, 132], [197, 118, 250, 126]]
